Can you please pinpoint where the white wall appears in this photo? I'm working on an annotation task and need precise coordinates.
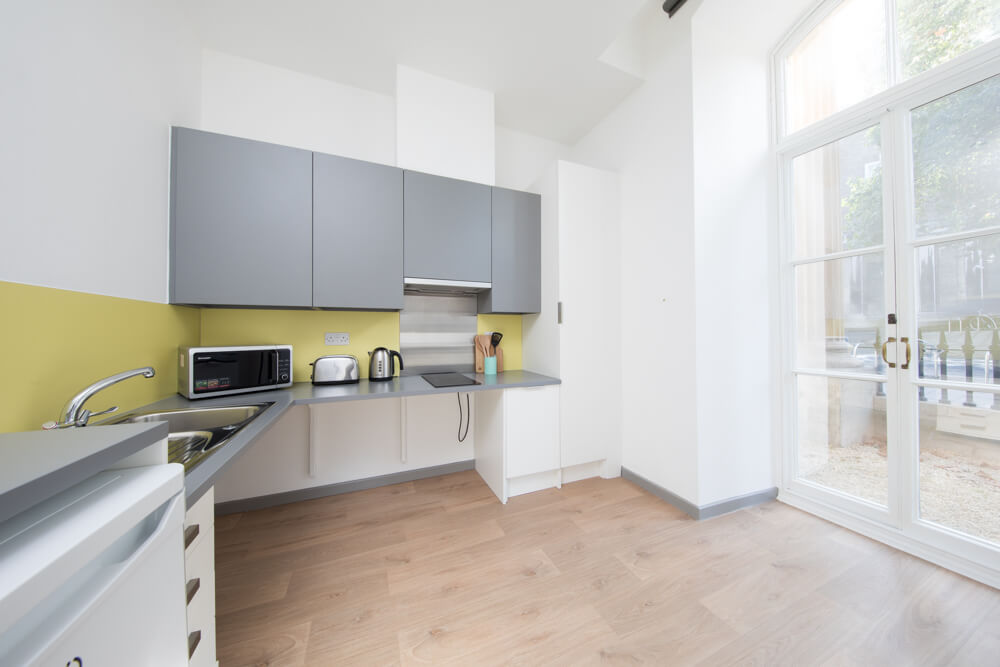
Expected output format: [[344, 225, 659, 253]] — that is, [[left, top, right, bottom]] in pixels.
[[495, 127, 570, 193], [200, 50, 396, 165], [202, 57, 558, 195], [563, 0, 817, 506], [690, 0, 815, 505], [570, 11, 701, 504], [0, 0, 201, 302], [395, 65, 495, 184]]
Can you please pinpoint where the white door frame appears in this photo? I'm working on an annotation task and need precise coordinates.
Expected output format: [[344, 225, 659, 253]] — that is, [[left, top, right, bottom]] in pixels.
[[773, 36, 1000, 589]]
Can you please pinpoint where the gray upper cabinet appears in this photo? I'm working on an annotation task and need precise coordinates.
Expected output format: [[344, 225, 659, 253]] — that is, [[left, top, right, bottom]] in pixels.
[[403, 171, 491, 283], [170, 128, 313, 307], [479, 187, 542, 314], [313, 153, 403, 309]]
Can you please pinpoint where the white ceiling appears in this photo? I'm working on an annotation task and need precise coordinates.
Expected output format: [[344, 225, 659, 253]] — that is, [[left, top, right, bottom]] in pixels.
[[185, 0, 661, 144]]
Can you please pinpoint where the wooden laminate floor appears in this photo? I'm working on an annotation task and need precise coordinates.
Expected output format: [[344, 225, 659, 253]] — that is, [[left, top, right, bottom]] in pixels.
[[214, 471, 1000, 666]]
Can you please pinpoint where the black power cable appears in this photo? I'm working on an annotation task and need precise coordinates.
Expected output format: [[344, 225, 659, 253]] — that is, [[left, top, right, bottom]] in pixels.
[[457, 392, 471, 442]]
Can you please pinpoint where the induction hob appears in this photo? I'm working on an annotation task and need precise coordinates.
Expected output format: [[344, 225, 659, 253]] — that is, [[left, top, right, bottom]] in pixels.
[[421, 372, 480, 388]]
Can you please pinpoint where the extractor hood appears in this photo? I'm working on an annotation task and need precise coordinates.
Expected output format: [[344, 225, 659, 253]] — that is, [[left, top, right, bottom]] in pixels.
[[404, 277, 491, 296]]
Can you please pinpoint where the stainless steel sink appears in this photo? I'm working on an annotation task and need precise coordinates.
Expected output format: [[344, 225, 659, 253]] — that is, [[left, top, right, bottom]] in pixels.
[[105, 402, 272, 471], [167, 431, 213, 466]]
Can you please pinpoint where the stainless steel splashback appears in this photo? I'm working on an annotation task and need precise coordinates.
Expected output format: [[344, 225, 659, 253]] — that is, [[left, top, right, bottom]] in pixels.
[[399, 294, 477, 374]]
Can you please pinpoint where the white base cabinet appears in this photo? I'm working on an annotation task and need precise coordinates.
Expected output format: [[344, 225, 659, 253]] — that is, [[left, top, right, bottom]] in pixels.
[[214, 394, 476, 503], [184, 486, 216, 667], [475, 385, 562, 503], [505, 386, 561, 477]]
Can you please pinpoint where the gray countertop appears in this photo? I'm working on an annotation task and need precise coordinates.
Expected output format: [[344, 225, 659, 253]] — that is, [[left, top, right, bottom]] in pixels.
[[107, 370, 560, 505], [0, 422, 169, 524], [1, 370, 559, 525]]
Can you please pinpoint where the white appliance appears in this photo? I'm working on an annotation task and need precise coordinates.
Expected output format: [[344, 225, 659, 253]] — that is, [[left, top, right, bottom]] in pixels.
[[0, 464, 188, 666]]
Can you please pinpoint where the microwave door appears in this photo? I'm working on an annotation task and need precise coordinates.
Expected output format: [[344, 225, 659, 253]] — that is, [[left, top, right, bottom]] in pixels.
[[193, 351, 257, 393], [256, 350, 278, 386]]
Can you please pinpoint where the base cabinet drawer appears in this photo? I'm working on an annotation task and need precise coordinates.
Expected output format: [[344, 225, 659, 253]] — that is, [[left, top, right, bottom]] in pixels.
[[935, 406, 1000, 440], [185, 487, 216, 667]]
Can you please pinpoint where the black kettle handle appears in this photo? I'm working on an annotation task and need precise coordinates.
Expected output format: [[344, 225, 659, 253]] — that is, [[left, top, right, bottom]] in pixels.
[[391, 350, 404, 371]]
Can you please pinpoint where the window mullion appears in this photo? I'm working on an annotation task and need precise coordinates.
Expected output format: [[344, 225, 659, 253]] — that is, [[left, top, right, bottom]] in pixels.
[[886, 0, 901, 86]]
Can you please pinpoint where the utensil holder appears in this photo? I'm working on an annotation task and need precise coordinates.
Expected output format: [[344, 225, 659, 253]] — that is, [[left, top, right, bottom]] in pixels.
[[484, 356, 497, 375]]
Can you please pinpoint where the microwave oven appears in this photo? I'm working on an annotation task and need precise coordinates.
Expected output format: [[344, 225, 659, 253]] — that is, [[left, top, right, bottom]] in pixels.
[[178, 345, 293, 399]]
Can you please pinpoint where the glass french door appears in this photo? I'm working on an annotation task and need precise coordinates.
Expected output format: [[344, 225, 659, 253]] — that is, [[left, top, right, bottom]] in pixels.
[[783, 68, 1000, 574], [898, 72, 1000, 558], [786, 121, 898, 524]]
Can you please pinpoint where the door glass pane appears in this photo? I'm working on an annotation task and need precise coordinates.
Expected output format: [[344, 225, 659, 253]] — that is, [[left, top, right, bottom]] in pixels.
[[792, 126, 884, 258], [898, 0, 1000, 80], [796, 256, 886, 373], [918, 399, 1000, 545], [916, 233, 1000, 385], [784, 0, 887, 134], [797, 375, 889, 506], [912, 75, 1000, 238]]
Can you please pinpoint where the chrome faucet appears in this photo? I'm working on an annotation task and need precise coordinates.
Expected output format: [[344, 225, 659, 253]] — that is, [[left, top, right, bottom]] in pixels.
[[43, 367, 155, 429]]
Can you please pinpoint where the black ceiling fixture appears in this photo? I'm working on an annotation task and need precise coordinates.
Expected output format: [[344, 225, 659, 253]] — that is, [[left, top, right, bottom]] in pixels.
[[662, 0, 689, 18]]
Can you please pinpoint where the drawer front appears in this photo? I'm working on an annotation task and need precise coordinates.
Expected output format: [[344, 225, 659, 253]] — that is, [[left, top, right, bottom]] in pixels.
[[185, 562, 216, 667], [185, 535, 215, 614], [936, 406, 1000, 440], [185, 487, 216, 666], [184, 487, 214, 557]]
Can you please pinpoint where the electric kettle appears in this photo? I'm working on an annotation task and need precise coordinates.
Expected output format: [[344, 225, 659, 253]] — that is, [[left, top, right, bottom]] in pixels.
[[368, 347, 403, 381]]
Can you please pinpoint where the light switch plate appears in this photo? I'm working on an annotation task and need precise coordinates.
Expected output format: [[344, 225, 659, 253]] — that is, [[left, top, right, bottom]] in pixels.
[[324, 332, 350, 346]]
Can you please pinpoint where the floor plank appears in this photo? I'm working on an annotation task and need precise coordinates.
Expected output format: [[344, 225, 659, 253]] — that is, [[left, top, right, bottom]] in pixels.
[[214, 472, 1000, 667]]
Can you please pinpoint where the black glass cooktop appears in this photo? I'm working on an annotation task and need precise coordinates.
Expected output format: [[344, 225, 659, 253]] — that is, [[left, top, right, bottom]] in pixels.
[[421, 372, 480, 388]]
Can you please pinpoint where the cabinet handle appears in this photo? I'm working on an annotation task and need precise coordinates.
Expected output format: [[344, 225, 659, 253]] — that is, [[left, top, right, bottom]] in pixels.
[[959, 423, 987, 431], [901, 337, 911, 370], [184, 524, 200, 550], [882, 337, 897, 368], [186, 577, 201, 605], [188, 630, 202, 659]]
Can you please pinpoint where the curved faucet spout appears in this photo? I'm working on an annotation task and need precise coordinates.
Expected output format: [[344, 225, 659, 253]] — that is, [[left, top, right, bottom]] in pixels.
[[47, 367, 156, 429]]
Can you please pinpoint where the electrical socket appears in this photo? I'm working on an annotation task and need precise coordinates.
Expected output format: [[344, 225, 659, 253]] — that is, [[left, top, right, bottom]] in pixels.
[[324, 332, 350, 346]]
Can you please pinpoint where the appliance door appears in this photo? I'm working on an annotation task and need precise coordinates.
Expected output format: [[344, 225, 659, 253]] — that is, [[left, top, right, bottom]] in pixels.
[[0, 467, 188, 667], [192, 348, 279, 394]]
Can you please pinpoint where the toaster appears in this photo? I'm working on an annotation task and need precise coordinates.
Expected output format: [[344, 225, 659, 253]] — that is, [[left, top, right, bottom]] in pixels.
[[310, 355, 360, 385]]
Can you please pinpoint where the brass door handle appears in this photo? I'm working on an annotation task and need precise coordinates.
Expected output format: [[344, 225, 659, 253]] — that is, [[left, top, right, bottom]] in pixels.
[[882, 337, 897, 368], [901, 337, 911, 369]]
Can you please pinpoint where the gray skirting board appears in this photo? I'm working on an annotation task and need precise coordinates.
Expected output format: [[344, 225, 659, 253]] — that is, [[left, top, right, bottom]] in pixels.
[[621, 467, 777, 520], [214, 460, 476, 515]]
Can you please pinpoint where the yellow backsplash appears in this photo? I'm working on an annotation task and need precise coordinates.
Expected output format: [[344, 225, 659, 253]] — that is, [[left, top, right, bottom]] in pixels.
[[0, 279, 524, 434], [200, 308, 523, 380], [477, 313, 523, 371], [0, 281, 201, 434], [199, 308, 400, 381]]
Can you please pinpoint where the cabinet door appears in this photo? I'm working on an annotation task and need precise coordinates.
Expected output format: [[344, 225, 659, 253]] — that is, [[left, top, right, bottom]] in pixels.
[[313, 153, 403, 309], [403, 171, 491, 283], [170, 127, 312, 307], [505, 385, 560, 478], [479, 187, 541, 313]]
